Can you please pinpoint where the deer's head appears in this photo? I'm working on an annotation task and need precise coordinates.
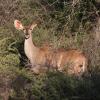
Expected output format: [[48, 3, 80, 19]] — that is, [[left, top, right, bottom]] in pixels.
[[14, 20, 37, 39]]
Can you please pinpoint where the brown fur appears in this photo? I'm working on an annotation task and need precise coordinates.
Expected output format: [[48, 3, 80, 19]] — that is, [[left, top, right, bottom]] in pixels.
[[14, 20, 88, 76]]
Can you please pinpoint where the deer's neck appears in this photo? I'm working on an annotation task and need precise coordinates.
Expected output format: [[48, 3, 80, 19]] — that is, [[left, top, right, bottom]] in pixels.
[[24, 34, 39, 63]]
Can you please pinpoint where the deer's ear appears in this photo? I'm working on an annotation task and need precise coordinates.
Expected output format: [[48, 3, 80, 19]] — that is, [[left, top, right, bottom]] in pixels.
[[14, 20, 24, 30], [30, 23, 37, 30]]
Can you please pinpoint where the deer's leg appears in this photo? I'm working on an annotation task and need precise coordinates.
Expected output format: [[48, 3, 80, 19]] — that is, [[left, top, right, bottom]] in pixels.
[[31, 64, 49, 74], [25, 59, 32, 68], [29, 65, 40, 74]]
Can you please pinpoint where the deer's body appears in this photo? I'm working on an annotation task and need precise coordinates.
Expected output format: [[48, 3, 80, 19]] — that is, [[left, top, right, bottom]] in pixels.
[[14, 19, 88, 76]]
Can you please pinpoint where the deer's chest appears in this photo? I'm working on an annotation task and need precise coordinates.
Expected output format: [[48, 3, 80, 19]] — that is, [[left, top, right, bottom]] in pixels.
[[24, 40, 37, 61]]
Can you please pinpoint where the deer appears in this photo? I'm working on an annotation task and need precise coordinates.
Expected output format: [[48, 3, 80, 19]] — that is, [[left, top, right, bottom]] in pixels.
[[14, 19, 88, 76]]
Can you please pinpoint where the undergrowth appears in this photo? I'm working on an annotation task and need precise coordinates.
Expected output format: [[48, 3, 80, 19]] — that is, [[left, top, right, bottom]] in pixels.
[[0, 0, 100, 100]]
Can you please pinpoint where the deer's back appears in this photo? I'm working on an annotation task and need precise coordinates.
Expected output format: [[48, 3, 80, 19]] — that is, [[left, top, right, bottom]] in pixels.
[[46, 49, 87, 70]]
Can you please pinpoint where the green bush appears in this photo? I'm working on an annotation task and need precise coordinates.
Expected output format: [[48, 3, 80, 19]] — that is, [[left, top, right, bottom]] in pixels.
[[0, 0, 100, 99]]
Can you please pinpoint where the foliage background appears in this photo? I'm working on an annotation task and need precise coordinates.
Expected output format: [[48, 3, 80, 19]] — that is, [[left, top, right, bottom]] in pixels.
[[0, 0, 100, 99]]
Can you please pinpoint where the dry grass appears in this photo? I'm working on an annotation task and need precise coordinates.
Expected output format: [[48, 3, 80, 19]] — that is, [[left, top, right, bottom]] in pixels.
[[0, 0, 100, 99]]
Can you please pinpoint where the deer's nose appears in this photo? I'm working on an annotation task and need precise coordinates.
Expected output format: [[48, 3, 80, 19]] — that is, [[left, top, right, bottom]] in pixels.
[[25, 33, 30, 39]]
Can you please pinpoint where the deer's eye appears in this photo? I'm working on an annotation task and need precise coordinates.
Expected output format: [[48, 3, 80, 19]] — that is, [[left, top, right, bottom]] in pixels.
[[23, 28, 25, 31], [23, 29, 26, 33], [79, 65, 83, 68], [29, 28, 32, 31]]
